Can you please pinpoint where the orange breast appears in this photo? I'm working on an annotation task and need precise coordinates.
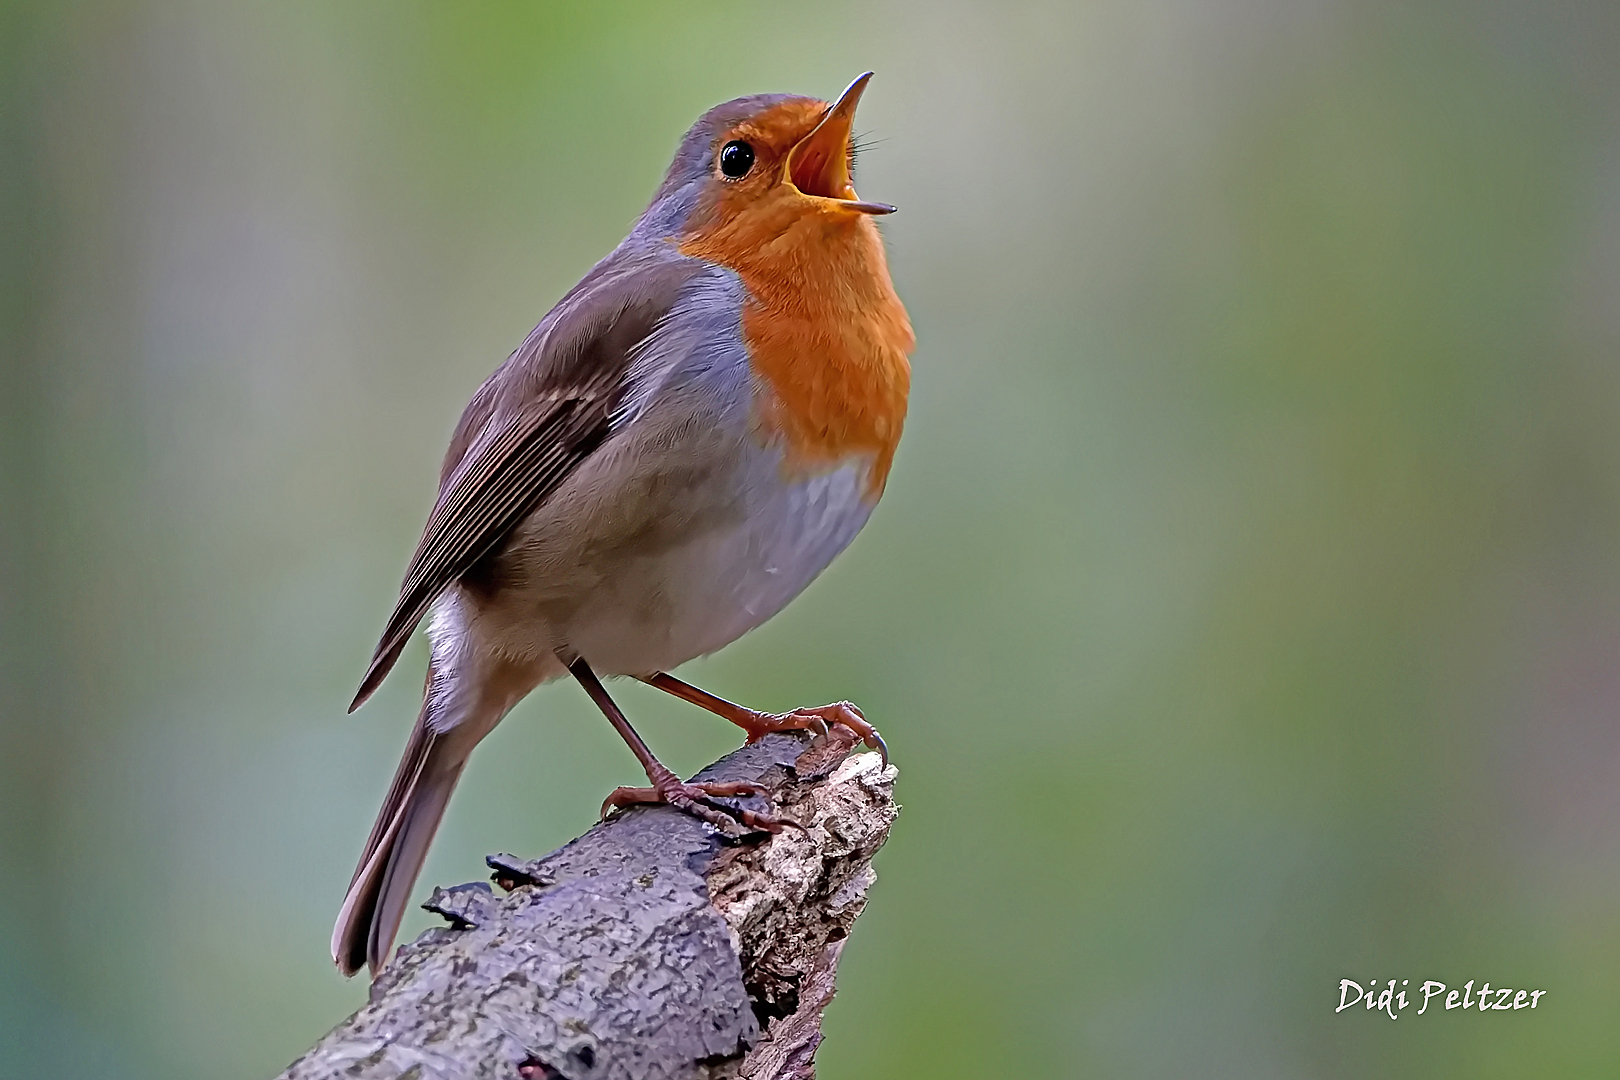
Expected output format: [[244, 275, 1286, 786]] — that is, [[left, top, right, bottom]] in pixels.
[[680, 199, 913, 499]]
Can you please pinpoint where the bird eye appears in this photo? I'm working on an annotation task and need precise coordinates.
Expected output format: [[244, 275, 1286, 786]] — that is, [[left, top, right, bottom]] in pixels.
[[718, 140, 755, 179]]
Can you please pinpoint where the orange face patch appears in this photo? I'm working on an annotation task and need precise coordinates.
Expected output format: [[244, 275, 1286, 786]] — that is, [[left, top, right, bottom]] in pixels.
[[677, 100, 914, 499]]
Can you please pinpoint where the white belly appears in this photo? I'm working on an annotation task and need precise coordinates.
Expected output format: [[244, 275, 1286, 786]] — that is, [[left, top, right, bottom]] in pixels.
[[431, 447, 876, 685], [558, 457, 874, 674]]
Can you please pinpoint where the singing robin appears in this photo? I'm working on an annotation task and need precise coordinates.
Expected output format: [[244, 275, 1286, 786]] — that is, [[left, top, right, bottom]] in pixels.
[[332, 73, 913, 977]]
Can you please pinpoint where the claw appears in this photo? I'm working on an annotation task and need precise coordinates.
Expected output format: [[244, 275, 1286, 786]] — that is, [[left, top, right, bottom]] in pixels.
[[864, 727, 889, 769], [601, 785, 656, 821], [791, 701, 888, 768]]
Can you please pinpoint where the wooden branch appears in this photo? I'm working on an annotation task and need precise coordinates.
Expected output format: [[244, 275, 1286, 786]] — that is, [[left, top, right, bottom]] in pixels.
[[280, 731, 899, 1080]]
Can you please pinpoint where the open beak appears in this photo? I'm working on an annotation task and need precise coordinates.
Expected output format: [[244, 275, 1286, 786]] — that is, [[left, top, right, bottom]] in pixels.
[[785, 72, 895, 215]]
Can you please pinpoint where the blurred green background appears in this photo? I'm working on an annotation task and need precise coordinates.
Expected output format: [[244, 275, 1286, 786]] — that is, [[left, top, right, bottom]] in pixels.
[[3, 1, 1619, 1077]]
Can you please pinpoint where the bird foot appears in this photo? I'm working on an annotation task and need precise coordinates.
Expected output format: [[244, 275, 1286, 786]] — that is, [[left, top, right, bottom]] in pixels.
[[599, 769, 798, 833], [738, 701, 889, 767]]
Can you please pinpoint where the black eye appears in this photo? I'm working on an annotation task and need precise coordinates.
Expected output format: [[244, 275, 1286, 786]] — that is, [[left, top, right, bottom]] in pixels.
[[719, 140, 755, 179]]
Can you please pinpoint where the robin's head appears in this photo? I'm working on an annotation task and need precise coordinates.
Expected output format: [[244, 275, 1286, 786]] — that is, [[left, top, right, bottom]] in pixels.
[[639, 73, 893, 245]]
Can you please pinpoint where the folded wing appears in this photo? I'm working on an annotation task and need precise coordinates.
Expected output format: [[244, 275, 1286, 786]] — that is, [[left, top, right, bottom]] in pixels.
[[349, 250, 702, 711]]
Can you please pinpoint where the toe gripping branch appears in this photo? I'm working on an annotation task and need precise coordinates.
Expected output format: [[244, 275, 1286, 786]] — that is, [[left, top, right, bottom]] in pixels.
[[599, 770, 792, 833], [568, 655, 885, 834]]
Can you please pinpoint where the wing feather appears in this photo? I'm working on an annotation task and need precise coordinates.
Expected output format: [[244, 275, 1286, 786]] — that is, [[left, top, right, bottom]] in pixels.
[[349, 250, 702, 710]]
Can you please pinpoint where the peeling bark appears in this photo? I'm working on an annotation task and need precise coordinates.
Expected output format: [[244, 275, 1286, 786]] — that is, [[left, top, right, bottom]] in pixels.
[[281, 731, 898, 1080]]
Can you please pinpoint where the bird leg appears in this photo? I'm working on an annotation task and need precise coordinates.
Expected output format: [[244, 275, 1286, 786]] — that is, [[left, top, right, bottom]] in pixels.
[[565, 655, 793, 832], [638, 671, 888, 767]]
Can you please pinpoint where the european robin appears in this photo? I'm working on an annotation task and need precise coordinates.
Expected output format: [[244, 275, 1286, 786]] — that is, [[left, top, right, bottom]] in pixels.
[[333, 73, 913, 977]]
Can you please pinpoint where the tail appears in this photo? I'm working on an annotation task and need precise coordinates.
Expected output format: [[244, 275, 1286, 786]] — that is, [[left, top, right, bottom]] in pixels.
[[331, 715, 466, 978]]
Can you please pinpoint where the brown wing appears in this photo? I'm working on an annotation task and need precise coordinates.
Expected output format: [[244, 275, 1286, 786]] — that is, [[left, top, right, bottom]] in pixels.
[[349, 251, 701, 711]]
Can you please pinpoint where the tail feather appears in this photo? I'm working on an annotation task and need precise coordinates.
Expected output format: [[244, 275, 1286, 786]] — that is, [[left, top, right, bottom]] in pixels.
[[332, 718, 464, 977], [336, 646, 535, 978]]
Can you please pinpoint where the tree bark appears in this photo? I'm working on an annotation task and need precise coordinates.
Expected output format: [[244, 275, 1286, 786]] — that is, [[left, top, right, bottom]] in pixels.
[[279, 730, 898, 1080]]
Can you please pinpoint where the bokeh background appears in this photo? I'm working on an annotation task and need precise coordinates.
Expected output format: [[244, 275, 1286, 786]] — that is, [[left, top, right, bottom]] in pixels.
[[3, 1, 1619, 1077]]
